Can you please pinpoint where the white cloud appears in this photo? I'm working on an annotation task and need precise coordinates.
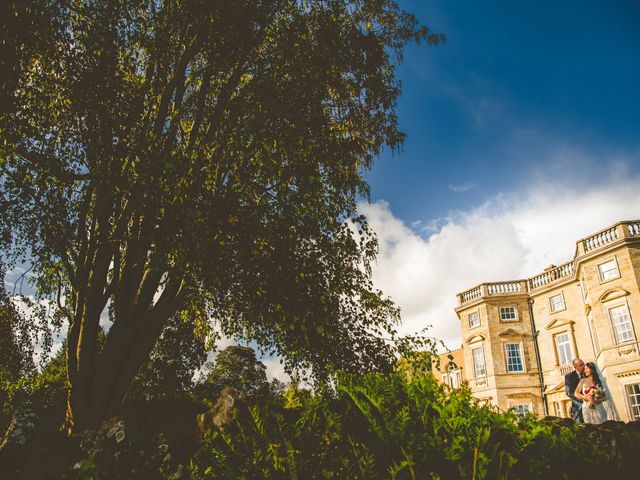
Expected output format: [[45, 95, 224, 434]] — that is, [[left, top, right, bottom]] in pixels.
[[262, 357, 291, 383], [360, 172, 640, 351]]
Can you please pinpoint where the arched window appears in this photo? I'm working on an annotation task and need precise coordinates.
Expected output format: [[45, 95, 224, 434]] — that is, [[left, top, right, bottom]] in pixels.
[[447, 362, 461, 388]]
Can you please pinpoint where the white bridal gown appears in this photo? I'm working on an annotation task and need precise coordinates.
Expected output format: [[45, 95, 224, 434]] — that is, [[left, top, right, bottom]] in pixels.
[[581, 385, 608, 425]]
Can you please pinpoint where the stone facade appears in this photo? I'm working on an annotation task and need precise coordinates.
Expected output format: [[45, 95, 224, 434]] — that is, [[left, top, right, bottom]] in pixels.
[[432, 348, 466, 389], [455, 220, 640, 421]]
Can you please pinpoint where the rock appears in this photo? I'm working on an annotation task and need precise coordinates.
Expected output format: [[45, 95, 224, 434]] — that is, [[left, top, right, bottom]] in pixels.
[[196, 386, 242, 435], [541, 415, 575, 428]]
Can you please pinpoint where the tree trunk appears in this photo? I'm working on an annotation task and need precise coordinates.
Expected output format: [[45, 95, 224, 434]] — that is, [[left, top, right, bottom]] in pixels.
[[64, 272, 184, 435]]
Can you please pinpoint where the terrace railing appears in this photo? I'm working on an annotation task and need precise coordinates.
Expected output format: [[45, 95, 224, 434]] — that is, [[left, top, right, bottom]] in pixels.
[[458, 281, 527, 306], [528, 261, 575, 291], [579, 220, 640, 255], [458, 220, 640, 305]]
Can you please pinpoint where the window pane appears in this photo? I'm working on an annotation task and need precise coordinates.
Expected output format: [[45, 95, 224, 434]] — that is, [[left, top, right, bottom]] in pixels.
[[472, 347, 486, 377], [468, 311, 480, 328], [550, 294, 565, 312], [449, 370, 459, 388], [626, 384, 640, 421], [512, 405, 530, 415], [555, 333, 573, 365], [500, 307, 517, 321], [599, 260, 620, 281], [609, 306, 634, 343], [505, 343, 524, 372]]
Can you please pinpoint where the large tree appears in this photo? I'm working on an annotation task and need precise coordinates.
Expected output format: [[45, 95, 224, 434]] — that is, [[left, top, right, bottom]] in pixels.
[[128, 313, 207, 401], [198, 345, 272, 401], [0, 0, 442, 433]]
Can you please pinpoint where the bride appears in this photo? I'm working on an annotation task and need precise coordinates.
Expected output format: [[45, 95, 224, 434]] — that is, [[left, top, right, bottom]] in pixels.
[[574, 362, 608, 424]]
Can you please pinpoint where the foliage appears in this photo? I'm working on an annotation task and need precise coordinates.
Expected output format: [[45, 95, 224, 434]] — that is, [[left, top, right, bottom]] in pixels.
[[31, 342, 69, 411], [0, 298, 31, 416], [0, 263, 37, 432], [0, 289, 27, 389], [2, 340, 74, 438], [196, 345, 274, 403], [185, 372, 640, 480], [1, 0, 443, 431], [128, 313, 207, 402], [395, 348, 437, 380], [69, 402, 201, 480], [4, 368, 639, 479]]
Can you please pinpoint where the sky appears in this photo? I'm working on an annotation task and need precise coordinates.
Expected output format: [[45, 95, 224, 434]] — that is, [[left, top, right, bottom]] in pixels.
[[5, 1, 640, 381], [360, 0, 640, 355]]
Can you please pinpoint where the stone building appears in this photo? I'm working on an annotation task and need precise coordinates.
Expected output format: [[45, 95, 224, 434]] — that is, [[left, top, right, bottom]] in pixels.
[[455, 220, 640, 421], [432, 348, 466, 389]]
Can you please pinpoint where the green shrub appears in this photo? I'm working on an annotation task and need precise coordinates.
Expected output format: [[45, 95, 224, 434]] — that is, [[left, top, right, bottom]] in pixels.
[[185, 372, 640, 479], [8, 368, 638, 479]]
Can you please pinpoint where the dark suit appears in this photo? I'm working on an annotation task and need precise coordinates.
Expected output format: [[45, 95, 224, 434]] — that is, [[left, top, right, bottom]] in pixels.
[[564, 370, 584, 423]]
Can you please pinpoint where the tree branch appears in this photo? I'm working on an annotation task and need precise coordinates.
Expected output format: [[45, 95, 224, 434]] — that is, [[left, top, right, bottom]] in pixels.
[[185, 65, 212, 154], [202, 3, 283, 145], [109, 271, 185, 409], [153, 36, 201, 137]]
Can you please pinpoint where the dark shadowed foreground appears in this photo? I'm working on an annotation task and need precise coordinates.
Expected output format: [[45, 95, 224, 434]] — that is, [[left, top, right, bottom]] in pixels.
[[2, 371, 640, 479]]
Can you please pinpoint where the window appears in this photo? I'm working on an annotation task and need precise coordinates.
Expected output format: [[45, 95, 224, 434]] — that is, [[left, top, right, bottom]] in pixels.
[[472, 347, 486, 378], [555, 332, 573, 365], [609, 305, 634, 344], [549, 293, 565, 312], [500, 306, 517, 321], [511, 405, 530, 415], [468, 311, 480, 328], [505, 343, 524, 372], [447, 364, 461, 389], [626, 384, 640, 421], [599, 259, 620, 281], [553, 401, 561, 417]]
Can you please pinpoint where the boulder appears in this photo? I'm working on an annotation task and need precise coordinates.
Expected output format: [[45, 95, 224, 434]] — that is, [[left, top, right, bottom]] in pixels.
[[196, 386, 243, 436]]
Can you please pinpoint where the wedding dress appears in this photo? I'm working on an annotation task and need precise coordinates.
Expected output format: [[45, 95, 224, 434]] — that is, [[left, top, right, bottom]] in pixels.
[[581, 384, 608, 425]]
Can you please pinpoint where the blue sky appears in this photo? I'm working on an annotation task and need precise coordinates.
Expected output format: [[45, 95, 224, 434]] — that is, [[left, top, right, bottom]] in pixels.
[[367, 0, 640, 226]]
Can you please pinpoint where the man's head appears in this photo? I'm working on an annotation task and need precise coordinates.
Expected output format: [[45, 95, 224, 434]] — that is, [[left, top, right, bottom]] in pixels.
[[573, 358, 585, 374]]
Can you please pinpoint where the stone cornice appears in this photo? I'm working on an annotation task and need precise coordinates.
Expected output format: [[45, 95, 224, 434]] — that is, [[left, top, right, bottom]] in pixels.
[[465, 334, 485, 345], [597, 287, 630, 304], [497, 328, 527, 339], [545, 318, 575, 331]]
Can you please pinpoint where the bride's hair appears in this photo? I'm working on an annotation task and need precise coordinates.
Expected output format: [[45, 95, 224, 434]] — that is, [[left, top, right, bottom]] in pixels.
[[585, 362, 602, 386]]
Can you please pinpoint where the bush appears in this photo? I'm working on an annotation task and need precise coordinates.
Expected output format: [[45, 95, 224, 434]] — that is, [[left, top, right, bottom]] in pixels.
[[68, 396, 205, 480], [5, 369, 640, 479], [186, 372, 640, 479]]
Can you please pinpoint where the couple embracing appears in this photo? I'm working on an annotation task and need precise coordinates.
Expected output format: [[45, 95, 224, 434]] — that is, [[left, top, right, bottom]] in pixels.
[[564, 358, 608, 424]]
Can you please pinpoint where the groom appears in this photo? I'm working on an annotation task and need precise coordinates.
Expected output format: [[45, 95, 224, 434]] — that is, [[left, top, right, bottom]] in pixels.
[[564, 358, 585, 423]]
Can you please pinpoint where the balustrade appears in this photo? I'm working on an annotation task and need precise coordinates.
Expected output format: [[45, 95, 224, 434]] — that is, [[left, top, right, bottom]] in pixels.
[[458, 220, 640, 304], [627, 222, 640, 237], [459, 281, 526, 305], [459, 286, 482, 305], [528, 261, 574, 290], [583, 226, 618, 253], [487, 282, 521, 295]]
